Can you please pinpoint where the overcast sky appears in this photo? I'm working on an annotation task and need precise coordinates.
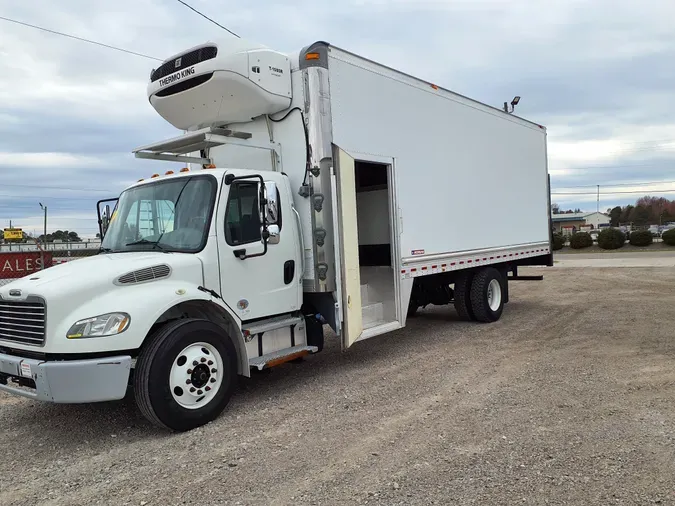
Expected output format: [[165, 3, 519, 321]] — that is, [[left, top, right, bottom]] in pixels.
[[1, 0, 675, 238]]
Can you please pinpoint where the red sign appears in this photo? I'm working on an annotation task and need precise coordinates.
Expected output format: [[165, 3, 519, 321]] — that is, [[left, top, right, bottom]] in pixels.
[[0, 252, 53, 279]]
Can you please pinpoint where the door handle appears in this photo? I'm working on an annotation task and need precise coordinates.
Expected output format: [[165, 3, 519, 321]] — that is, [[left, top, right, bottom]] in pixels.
[[284, 260, 295, 284]]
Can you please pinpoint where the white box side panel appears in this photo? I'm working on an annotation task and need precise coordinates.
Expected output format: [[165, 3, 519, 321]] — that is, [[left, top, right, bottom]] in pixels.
[[327, 50, 549, 258]]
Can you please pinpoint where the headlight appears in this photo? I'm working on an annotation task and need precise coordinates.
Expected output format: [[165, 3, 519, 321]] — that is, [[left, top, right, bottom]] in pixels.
[[67, 312, 130, 339]]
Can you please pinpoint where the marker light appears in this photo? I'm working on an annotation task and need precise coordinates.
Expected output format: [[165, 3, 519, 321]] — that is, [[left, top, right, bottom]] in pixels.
[[305, 52, 320, 60], [165, 170, 174, 175], [180, 167, 190, 172]]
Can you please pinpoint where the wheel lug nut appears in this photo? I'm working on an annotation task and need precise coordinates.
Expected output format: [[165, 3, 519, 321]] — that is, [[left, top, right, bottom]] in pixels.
[[205, 386, 211, 392], [211, 368, 217, 373], [193, 360, 198, 366], [190, 387, 196, 393], [207, 360, 213, 366], [197, 390, 203, 395], [186, 379, 191, 385], [210, 378, 216, 383], [200, 357, 206, 363], [187, 369, 193, 374]]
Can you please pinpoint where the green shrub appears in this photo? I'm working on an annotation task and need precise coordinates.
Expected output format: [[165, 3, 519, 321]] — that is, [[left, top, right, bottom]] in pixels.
[[570, 232, 593, 249], [551, 233, 565, 251], [662, 228, 675, 246], [629, 230, 653, 247], [597, 228, 626, 250]]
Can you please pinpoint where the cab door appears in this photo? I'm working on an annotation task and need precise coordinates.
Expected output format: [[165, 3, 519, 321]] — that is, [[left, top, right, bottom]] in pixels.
[[216, 169, 302, 321], [332, 147, 363, 349]]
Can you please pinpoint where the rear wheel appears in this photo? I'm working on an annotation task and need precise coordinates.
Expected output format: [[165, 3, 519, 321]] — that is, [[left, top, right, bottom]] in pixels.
[[469, 267, 505, 323], [406, 297, 418, 318], [453, 271, 475, 321], [134, 318, 238, 431]]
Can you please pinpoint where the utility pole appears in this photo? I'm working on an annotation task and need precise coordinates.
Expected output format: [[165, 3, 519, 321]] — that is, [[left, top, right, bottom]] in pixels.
[[597, 185, 600, 214], [39, 203, 47, 270]]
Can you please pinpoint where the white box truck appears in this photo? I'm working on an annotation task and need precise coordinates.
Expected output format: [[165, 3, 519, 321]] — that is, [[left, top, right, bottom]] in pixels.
[[0, 38, 552, 431]]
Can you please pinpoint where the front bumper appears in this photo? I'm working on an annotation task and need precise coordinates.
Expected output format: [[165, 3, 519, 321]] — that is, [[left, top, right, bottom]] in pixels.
[[0, 352, 132, 403]]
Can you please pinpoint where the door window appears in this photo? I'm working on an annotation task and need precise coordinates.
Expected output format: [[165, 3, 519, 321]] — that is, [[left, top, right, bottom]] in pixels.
[[225, 181, 262, 245]]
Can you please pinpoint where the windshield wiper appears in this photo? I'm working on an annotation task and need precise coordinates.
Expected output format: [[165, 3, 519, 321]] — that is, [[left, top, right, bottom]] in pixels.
[[99, 247, 115, 253], [125, 238, 166, 250]]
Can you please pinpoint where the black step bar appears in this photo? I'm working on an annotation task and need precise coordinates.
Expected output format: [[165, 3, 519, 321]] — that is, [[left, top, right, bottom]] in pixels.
[[508, 266, 544, 281]]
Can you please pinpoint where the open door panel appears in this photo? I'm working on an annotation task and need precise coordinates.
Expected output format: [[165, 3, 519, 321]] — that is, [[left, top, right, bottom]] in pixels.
[[332, 145, 363, 349]]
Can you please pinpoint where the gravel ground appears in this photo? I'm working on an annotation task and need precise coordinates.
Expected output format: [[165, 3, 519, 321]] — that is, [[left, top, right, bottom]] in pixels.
[[554, 251, 675, 268], [1, 267, 675, 506]]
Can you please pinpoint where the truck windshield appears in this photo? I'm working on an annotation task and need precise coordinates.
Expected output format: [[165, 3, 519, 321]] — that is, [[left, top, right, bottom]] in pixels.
[[101, 175, 217, 253]]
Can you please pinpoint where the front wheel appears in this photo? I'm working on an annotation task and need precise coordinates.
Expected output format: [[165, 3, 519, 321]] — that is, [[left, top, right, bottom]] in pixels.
[[134, 318, 238, 431]]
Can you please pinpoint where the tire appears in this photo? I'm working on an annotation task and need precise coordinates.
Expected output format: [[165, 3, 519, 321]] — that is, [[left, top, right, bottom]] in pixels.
[[469, 267, 505, 323], [134, 318, 238, 432], [304, 314, 324, 352], [453, 271, 475, 321], [406, 298, 418, 318]]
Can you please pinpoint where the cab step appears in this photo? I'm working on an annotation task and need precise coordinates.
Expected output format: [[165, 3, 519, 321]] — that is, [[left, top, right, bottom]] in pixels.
[[242, 315, 303, 338], [248, 345, 318, 371]]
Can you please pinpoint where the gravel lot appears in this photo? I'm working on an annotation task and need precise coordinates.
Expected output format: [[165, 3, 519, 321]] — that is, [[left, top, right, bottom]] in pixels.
[[1, 267, 675, 505]]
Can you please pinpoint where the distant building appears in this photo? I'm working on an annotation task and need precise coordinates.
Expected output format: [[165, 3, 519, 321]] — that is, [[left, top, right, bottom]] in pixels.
[[551, 212, 610, 234]]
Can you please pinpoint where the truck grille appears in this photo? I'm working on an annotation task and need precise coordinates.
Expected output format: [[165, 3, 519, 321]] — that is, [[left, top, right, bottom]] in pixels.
[[0, 298, 46, 347], [150, 45, 218, 83]]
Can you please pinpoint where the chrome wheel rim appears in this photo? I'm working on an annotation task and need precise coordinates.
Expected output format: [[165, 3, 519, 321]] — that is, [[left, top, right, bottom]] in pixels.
[[487, 279, 502, 312], [169, 342, 223, 409]]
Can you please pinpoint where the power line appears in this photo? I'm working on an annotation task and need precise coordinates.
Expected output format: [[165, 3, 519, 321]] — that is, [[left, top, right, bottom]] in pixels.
[[552, 180, 675, 189], [551, 162, 675, 172], [552, 189, 675, 195], [0, 15, 162, 61], [174, 0, 240, 37]]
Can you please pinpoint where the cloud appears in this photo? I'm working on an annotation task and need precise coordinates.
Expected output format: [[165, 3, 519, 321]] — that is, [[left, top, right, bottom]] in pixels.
[[1, 0, 675, 235], [0, 152, 107, 169]]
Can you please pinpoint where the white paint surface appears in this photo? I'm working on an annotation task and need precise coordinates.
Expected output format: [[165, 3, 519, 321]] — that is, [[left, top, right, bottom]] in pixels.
[[328, 47, 550, 258]]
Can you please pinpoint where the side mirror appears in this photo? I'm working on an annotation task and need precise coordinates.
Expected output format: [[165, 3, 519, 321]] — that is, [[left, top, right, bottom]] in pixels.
[[101, 205, 112, 236], [97, 198, 118, 240], [263, 181, 279, 225], [267, 224, 280, 244]]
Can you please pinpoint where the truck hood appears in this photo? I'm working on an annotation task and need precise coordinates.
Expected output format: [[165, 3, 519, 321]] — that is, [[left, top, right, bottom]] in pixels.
[[0, 252, 205, 301]]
